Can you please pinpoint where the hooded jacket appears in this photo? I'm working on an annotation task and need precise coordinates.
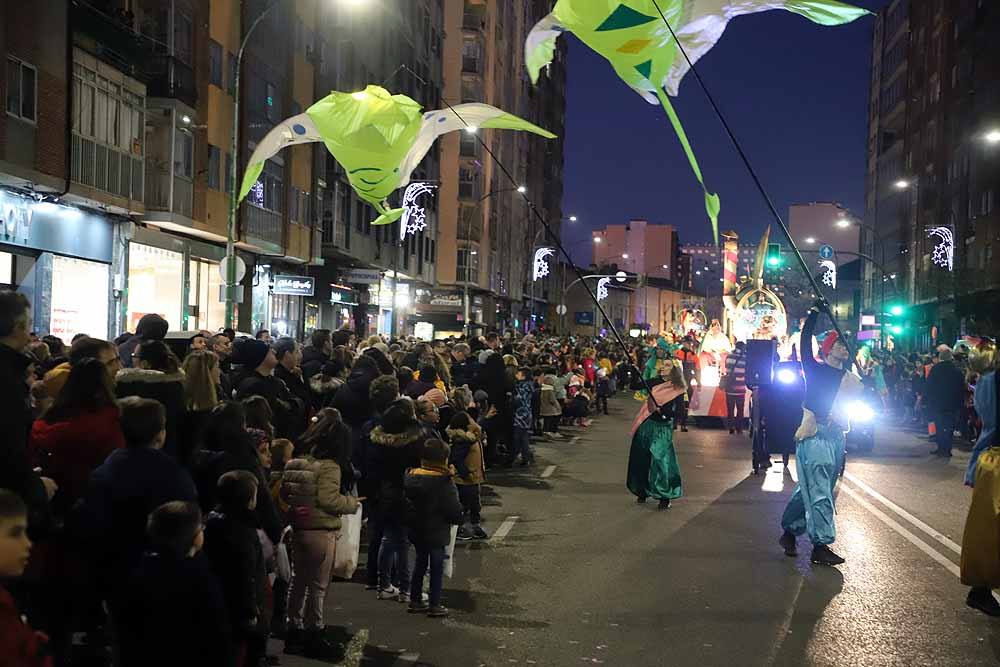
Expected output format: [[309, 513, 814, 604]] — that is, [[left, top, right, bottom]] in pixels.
[[203, 506, 267, 638], [404, 464, 464, 548], [300, 345, 329, 381], [309, 373, 345, 409], [368, 422, 425, 519], [539, 378, 562, 417], [280, 455, 359, 531], [446, 424, 486, 485]]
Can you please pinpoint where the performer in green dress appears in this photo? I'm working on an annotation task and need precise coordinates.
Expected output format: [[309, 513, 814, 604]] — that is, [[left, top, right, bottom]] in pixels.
[[627, 363, 687, 509]]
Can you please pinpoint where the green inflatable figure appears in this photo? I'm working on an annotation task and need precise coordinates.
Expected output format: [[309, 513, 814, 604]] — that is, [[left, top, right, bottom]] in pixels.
[[238, 85, 556, 226], [525, 0, 869, 243]]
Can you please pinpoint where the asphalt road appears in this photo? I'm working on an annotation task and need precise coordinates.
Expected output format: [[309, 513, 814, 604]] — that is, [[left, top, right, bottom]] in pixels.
[[280, 397, 1000, 667]]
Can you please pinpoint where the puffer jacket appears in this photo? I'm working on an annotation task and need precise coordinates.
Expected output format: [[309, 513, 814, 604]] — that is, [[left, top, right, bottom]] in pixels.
[[368, 424, 425, 519], [281, 455, 359, 531], [446, 424, 485, 485], [539, 378, 562, 417]]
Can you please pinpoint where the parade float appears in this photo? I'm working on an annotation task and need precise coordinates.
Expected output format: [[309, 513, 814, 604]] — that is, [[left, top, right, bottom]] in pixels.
[[688, 229, 788, 419]]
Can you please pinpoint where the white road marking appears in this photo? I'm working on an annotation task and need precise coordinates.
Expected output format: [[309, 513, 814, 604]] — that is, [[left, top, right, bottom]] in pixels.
[[394, 653, 420, 664], [541, 465, 557, 478], [843, 472, 961, 555], [839, 484, 960, 577], [490, 515, 520, 544]]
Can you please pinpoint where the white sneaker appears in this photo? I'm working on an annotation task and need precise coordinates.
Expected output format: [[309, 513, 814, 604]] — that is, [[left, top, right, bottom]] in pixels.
[[377, 585, 399, 600]]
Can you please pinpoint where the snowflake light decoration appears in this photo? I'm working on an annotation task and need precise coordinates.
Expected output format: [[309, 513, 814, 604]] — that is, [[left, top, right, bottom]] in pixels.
[[597, 277, 611, 302], [400, 182, 438, 241], [927, 226, 954, 272], [819, 260, 837, 289], [533, 247, 555, 281]]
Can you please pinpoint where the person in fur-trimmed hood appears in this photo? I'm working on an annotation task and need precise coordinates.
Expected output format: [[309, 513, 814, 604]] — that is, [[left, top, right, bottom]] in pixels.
[[368, 398, 425, 601], [446, 411, 488, 541], [115, 340, 185, 458]]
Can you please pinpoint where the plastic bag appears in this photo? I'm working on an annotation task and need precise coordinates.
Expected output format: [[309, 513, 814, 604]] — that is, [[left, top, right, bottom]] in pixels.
[[275, 527, 292, 583], [332, 504, 363, 579], [443, 525, 458, 579]]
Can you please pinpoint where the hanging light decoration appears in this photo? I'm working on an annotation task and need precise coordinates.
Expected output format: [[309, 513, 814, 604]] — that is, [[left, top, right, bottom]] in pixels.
[[927, 226, 954, 271], [533, 247, 555, 281], [597, 276, 611, 302], [819, 259, 837, 289], [400, 182, 437, 241]]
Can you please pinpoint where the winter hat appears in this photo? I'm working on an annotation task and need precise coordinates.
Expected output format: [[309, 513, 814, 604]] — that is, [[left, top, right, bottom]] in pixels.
[[233, 338, 270, 369], [42, 362, 72, 399], [820, 332, 840, 359], [473, 389, 489, 403], [421, 387, 447, 407], [938, 348, 954, 362]]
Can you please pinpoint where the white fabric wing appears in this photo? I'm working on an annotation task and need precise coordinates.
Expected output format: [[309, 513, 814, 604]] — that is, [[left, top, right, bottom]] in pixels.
[[397, 104, 510, 186], [240, 113, 323, 199]]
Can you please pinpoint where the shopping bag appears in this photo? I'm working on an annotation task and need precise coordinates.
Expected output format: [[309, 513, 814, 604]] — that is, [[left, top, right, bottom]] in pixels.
[[332, 504, 363, 579], [275, 527, 292, 583], [443, 525, 458, 579]]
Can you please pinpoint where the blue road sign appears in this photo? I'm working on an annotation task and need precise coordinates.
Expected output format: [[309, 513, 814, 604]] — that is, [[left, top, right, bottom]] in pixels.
[[818, 244, 835, 260]]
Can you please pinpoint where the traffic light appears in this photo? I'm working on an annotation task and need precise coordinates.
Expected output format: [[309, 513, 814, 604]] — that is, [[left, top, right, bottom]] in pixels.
[[766, 243, 782, 268], [885, 302, 909, 336]]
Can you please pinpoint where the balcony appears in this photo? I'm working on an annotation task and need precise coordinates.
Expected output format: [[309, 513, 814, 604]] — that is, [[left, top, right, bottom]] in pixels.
[[242, 203, 284, 254], [72, 1, 154, 82], [462, 7, 486, 32], [145, 55, 197, 108], [71, 133, 144, 202]]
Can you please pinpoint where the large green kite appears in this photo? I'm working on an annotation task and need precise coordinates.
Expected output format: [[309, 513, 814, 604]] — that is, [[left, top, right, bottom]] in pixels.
[[526, 0, 869, 243], [238, 85, 556, 226]]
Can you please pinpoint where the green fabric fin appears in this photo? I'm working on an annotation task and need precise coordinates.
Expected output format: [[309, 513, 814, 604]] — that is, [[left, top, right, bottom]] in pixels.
[[238, 163, 265, 203], [656, 87, 720, 245], [595, 4, 658, 32], [784, 0, 872, 26], [480, 113, 557, 139], [372, 208, 405, 227]]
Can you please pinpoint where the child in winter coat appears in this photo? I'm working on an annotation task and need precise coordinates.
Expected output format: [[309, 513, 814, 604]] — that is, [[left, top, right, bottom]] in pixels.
[[281, 409, 360, 660], [404, 438, 464, 618], [539, 373, 563, 435], [0, 490, 52, 667], [118, 501, 233, 667], [203, 471, 268, 667], [446, 412, 488, 541], [596, 369, 612, 415], [510, 368, 537, 466]]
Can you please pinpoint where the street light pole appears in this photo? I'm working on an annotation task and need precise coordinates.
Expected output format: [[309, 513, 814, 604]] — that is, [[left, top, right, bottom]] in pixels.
[[225, 0, 282, 330]]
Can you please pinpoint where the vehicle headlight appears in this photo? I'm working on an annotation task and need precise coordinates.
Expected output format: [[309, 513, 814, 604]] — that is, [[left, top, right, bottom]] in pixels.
[[848, 400, 875, 423]]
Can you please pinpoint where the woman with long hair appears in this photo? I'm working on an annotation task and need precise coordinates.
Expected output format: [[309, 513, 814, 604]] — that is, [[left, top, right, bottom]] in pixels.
[[282, 408, 361, 658], [626, 362, 687, 510], [179, 350, 219, 465], [30, 357, 125, 515], [116, 340, 185, 458]]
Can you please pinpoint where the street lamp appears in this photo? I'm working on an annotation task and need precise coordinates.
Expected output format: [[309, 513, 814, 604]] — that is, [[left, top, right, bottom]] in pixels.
[[224, 0, 370, 329], [593, 237, 602, 244], [569, 215, 578, 222], [984, 130, 1000, 145], [894, 179, 911, 190], [804, 237, 816, 244]]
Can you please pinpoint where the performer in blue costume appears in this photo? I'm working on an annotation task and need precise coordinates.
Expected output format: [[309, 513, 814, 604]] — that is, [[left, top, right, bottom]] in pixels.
[[627, 363, 687, 510], [778, 307, 861, 566]]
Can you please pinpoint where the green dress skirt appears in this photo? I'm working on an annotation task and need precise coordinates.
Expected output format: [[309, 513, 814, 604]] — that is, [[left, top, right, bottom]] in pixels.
[[627, 401, 683, 501]]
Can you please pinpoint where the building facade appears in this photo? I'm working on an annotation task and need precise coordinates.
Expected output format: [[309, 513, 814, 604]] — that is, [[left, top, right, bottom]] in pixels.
[[865, 0, 1000, 345]]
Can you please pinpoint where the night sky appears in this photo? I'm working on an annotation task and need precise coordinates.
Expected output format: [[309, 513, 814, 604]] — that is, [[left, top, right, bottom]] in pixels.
[[560, 0, 889, 266]]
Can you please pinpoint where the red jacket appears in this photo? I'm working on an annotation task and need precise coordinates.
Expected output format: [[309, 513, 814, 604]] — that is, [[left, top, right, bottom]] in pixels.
[[29, 406, 125, 513], [0, 586, 52, 667], [583, 358, 596, 386]]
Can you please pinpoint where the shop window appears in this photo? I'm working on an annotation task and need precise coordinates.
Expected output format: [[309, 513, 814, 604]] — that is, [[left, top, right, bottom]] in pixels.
[[188, 258, 226, 331], [207, 145, 221, 190], [6, 57, 36, 123], [209, 40, 223, 88], [50, 255, 109, 341], [0, 252, 13, 285], [127, 243, 183, 331]]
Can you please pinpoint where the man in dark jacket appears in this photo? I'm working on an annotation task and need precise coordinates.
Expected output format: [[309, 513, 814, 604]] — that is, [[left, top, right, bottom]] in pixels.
[[404, 438, 463, 617], [926, 347, 966, 457], [117, 313, 169, 369], [0, 291, 53, 538], [300, 329, 332, 381], [450, 343, 480, 391], [234, 339, 302, 440], [77, 397, 197, 599], [272, 337, 311, 438]]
